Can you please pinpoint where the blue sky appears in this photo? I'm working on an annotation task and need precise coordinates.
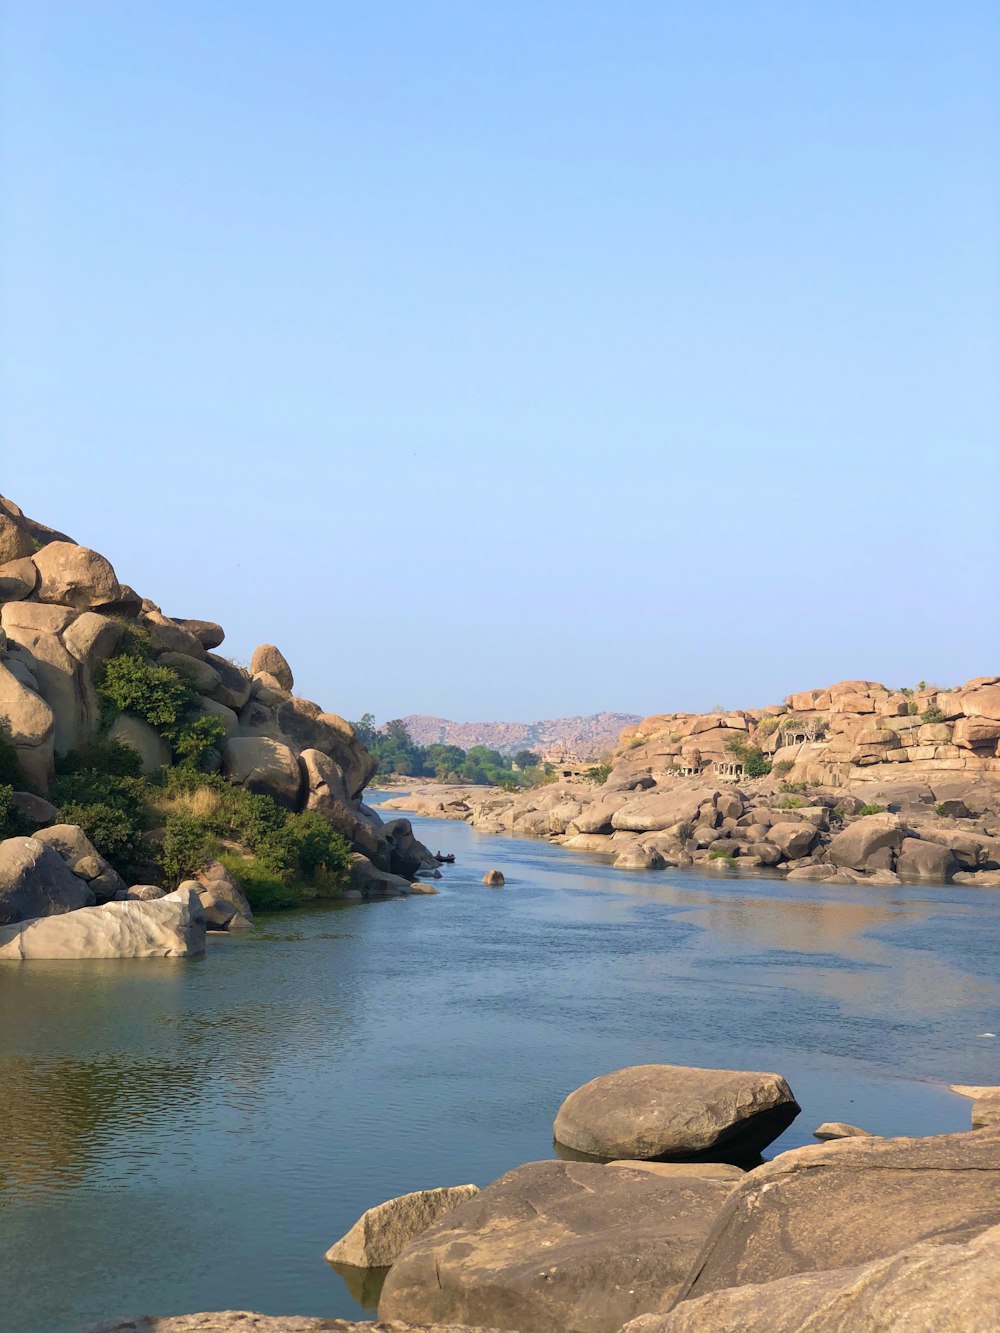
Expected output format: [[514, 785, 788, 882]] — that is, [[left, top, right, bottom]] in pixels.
[[2, 2, 997, 723]]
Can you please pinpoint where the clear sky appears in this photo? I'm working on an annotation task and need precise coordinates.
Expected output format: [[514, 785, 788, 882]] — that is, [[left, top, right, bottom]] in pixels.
[[2, 2, 998, 725]]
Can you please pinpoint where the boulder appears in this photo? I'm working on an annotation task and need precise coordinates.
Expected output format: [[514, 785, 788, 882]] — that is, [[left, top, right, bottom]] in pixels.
[[765, 822, 817, 860], [553, 1064, 800, 1161], [0, 661, 56, 789], [157, 652, 222, 695], [125, 884, 169, 901], [0, 556, 38, 601], [379, 1160, 734, 1333], [31, 541, 120, 609], [0, 512, 35, 564], [972, 1097, 1000, 1129], [194, 863, 252, 922], [2, 615, 94, 754], [193, 695, 241, 739], [608, 1161, 745, 1181], [325, 1184, 480, 1267], [33, 824, 126, 901], [677, 1126, 1000, 1302], [625, 1222, 1000, 1332], [143, 612, 207, 659], [171, 618, 225, 650], [62, 612, 124, 671], [206, 653, 252, 710], [482, 870, 505, 886], [108, 714, 171, 774], [9, 791, 57, 825], [382, 818, 437, 878], [0, 887, 206, 959], [347, 853, 414, 898], [222, 736, 302, 808], [0, 836, 94, 925], [250, 643, 294, 692], [813, 1122, 872, 1140], [92, 1315, 499, 1332], [826, 813, 903, 872], [896, 836, 955, 881], [614, 843, 667, 870]]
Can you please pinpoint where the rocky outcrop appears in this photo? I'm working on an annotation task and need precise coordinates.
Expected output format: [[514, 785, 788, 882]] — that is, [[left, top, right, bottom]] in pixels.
[[250, 643, 293, 692], [0, 835, 94, 924], [624, 1222, 1000, 1332], [676, 1126, 1000, 1302], [325, 1185, 480, 1267], [91, 1316, 503, 1332], [378, 1160, 734, 1333], [553, 1064, 800, 1161], [0, 886, 205, 959]]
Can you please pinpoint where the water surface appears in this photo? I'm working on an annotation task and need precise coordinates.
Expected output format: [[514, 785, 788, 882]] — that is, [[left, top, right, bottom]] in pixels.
[[1, 804, 998, 1331]]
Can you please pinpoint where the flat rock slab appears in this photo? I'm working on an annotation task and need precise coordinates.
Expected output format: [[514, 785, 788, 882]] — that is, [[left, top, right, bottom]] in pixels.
[[813, 1122, 872, 1140], [0, 888, 205, 959], [89, 1316, 502, 1332], [677, 1126, 1000, 1303], [378, 1160, 733, 1333], [553, 1064, 799, 1160], [607, 1160, 745, 1180], [325, 1185, 480, 1267], [623, 1222, 1000, 1332]]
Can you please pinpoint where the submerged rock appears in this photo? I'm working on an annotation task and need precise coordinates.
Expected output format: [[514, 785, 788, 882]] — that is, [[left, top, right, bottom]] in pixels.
[[553, 1064, 799, 1161], [813, 1121, 873, 1140], [379, 1159, 733, 1333], [325, 1184, 480, 1267], [482, 870, 505, 886]]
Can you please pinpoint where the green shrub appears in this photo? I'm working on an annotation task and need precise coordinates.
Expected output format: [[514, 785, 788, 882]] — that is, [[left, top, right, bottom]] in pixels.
[[0, 784, 36, 838], [921, 705, 944, 724], [833, 805, 849, 819], [906, 700, 919, 715], [707, 850, 737, 865], [218, 852, 300, 911], [772, 759, 794, 777], [584, 763, 612, 785], [778, 795, 805, 809], [98, 655, 195, 735], [161, 812, 211, 884], [0, 725, 23, 788], [742, 746, 772, 778], [724, 735, 748, 759], [935, 802, 949, 817], [627, 736, 645, 750], [755, 717, 781, 738], [779, 779, 808, 793], [172, 714, 229, 770], [288, 810, 352, 889], [857, 803, 886, 817], [58, 800, 146, 874]]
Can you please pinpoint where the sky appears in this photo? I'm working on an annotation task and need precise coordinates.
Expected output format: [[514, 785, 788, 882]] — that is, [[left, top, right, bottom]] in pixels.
[[1, 2, 998, 725]]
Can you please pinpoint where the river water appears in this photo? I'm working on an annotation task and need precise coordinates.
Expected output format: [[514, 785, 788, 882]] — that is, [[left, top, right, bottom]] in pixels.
[[1, 801, 999, 1331]]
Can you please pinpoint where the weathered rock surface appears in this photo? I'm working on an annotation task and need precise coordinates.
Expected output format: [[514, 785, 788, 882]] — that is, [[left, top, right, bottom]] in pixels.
[[108, 713, 172, 773], [325, 1185, 480, 1267], [90, 1316, 503, 1332], [813, 1121, 872, 1140], [482, 870, 505, 886], [250, 643, 294, 692], [0, 887, 206, 959], [624, 1221, 1000, 1332], [677, 1126, 1000, 1302], [31, 541, 121, 609], [222, 736, 303, 808], [0, 835, 94, 925], [972, 1097, 1000, 1129], [379, 1160, 734, 1333], [553, 1064, 799, 1161]]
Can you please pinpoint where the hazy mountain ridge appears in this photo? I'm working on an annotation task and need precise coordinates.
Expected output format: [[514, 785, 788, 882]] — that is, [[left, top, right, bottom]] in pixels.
[[401, 712, 640, 758]]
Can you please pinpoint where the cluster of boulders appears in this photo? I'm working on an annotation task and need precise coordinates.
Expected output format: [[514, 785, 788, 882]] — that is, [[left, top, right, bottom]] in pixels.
[[116, 1066, 999, 1331], [0, 494, 441, 955], [381, 760, 1000, 888]]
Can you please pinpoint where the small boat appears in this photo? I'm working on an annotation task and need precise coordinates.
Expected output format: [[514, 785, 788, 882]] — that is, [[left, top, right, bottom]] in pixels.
[[434, 852, 456, 864]]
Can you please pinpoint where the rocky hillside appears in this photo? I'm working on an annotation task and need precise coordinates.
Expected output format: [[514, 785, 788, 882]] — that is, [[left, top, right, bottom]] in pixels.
[[403, 711, 640, 759], [380, 674, 1000, 888], [0, 493, 437, 950]]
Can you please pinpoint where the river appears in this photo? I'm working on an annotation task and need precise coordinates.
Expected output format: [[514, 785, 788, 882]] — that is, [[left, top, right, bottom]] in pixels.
[[1, 800, 998, 1331]]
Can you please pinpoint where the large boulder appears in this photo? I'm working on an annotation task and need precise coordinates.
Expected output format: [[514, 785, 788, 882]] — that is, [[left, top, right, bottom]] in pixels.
[[108, 714, 171, 774], [0, 887, 206, 959], [325, 1184, 480, 1267], [765, 821, 817, 860], [896, 836, 955, 881], [553, 1064, 799, 1161], [300, 748, 389, 863], [676, 1127, 1000, 1302], [0, 836, 94, 925], [171, 617, 225, 650], [250, 643, 294, 692], [826, 813, 904, 872], [625, 1222, 1000, 1332], [347, 852, 414, 898], [379, 1161, 734, 1333], [205, 653, 252, 710], [32, 823, 127, 902], [0, 660, 56, 789], [0, 556, 38, 601], [157, 652, 222, 695], [31, 541, 120, 609], [222, 736, 302, 808], [0, 512, 35, 564], [383, 817, 437, 878]]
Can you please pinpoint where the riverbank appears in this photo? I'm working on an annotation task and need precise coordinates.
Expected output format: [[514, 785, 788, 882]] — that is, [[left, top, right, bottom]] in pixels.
[[4, 811, 999, 1330], [376, 772, 1000, 890]]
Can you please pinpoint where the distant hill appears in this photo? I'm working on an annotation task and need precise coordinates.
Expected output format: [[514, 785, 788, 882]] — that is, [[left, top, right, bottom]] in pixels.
[[401, 712, 641, 759]]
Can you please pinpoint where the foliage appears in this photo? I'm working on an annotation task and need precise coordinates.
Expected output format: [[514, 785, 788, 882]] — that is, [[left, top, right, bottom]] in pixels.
[[353, 716, 534, 787], [171, 714, 229, 770], [218, 852, 301, 911], [778, 795, 805, 809], [857, 803, 886, 817], [627, 736, 645, 750], [742, 747, 772, 778], [707, 850, 737, 864], [53, 740, 151, 877], [512, 750, 541, 770], [755, 717, 781, 738], [833, 805, 849, 820], [906, 700, 919, 715], [98, 654, 195, 734], [778, 779, 808, 793], [161, 812, 212, 884], [0, 784, 36, 839], [59, 800, 146, 874], [921, 705, 944, 724], [899, 686, 913, 697], [584, 763, 613, 785], [0, 724, 24, 788], [772, 759, 794, 777], [724, 735, 748, 758]]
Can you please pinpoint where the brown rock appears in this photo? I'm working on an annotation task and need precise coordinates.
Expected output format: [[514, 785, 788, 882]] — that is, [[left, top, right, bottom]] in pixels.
[[482, 870, 505, 886], [325, 1184, 480, 1267], [31, 541, 121, 609], [553, 1064, 799, 1160], [250, 643, 294, 692], [379, 1160, 734, 1333]]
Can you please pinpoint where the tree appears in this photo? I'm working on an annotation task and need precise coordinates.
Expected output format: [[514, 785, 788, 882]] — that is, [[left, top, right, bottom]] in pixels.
[[352, 712, 378, 748], [512, 749, 540, 770]]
